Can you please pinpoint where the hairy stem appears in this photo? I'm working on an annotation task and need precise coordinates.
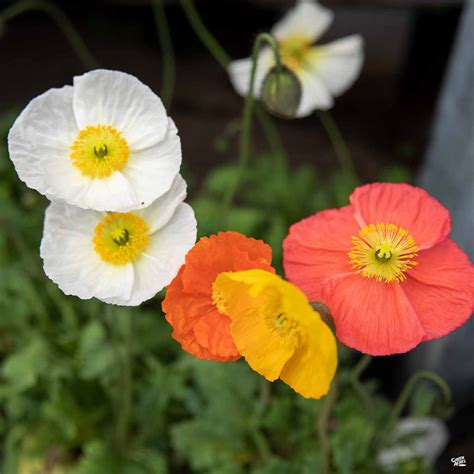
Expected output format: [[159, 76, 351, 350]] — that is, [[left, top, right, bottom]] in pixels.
[[350, 354, 373, 418], [152, 0, 175, 109], [387, 370, 452, 431], [221, 32, 282, 216], [1, 0, 98, 69], [316, 378, 338, 474], [317, 110, 358, 181]]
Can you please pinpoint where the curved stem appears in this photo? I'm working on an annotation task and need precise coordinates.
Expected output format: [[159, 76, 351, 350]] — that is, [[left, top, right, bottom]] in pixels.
[[316, 378, 338, 474], [221, 33, 282, 216], [387, 370, 452, 431], [350, 354, 373, 418], [317, 110, 358, 181], [179, 0, 286, 166], [152, 0, 175, 109], [179, 0, 230, 69], [1, 0, 98, 69]]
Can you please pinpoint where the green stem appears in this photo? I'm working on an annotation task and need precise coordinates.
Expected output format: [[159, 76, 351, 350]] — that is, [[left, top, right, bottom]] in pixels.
[[107, 307, 133, 453], [152, 0, 175, 109], [179, 0, 230, 69], [0, 0, 98, 69], [316, 378, 338, 474], [221, 33, 282, 216], [317, 110, 358, 181], [387, 370, 452, 431], [350, 354, 373, 418], [179, 0, 286, 167]]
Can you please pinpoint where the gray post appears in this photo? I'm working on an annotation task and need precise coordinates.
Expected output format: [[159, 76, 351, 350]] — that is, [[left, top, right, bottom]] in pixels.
[[409, 0, 474, 405]]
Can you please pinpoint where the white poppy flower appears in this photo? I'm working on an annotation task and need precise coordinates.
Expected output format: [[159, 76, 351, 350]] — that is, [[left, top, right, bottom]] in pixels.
[[40, 175, 196, 306], [228, 0, 364, 117], [8, 69, 181, 212]]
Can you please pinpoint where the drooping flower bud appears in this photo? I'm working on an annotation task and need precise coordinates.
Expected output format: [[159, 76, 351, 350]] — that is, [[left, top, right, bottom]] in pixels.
[[260, 66, 302, 119]]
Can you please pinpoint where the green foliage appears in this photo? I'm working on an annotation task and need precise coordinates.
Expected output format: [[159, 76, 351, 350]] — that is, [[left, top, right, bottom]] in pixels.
[[0, 105, 442, 474]]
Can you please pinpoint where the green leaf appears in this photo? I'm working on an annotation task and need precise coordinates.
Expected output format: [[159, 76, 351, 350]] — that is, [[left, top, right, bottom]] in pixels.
[[77, 322, 115, 379]]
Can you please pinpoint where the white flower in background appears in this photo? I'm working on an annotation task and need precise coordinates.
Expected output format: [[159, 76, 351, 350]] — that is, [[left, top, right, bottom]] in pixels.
[[40, 175, 196, 306], [8, 69, 181, 212], [228, 0, 364, 117]]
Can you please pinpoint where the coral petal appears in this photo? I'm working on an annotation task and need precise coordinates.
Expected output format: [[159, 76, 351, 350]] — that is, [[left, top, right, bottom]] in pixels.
[[350, 183, 451, 250], [284, 205, 358, 300], [322, 274, 425, 355], [402, 238, 474, 340]]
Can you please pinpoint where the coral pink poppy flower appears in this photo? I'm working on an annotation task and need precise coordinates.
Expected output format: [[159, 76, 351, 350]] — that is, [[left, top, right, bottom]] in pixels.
[[283, 183, 474, 356]]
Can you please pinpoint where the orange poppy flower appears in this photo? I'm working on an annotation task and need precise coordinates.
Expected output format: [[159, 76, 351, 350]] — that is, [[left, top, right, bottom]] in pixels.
[[162, 231, 274, 361], [284, 183, 474, 356]]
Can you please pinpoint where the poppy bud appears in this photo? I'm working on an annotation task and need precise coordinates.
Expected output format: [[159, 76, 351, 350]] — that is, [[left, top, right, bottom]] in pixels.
[[261, 66, 302, 119]]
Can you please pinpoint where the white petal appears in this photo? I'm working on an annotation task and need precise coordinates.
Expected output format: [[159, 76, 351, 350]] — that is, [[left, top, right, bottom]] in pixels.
[[121, 118, 182, 211], [104, 203, 197, 306], [137, 173, 187, 234], [314, 35, 364, 96], [41, 151, 138, 212], [295, 69, 333, 117], [73, 69, 169, 150], [228, 49, 273, 98], [7, 86, 78, 193], [271, 0, 333, 43], [40, 201, 134, 302]]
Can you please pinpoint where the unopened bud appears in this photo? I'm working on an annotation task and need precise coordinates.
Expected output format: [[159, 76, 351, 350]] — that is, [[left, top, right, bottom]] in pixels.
[[261, 66, 302, 119]]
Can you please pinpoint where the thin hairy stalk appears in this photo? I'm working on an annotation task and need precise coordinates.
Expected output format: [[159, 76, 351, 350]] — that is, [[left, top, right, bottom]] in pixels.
[[221, 33, 282, 216], [152, 0, 175, 109], [179, 0, 286, 179], [387, 370, 452, 432], [179, 0, 230, 69], [350, 354, 373, 418], [316, 378, 338, 474], [1, 0, 98, 69], [317, 110, 358, 181]]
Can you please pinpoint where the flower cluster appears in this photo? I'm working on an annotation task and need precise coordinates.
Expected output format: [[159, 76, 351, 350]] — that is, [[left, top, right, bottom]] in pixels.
[[7, 0, 473, 401], [9, 69, 197, 306]]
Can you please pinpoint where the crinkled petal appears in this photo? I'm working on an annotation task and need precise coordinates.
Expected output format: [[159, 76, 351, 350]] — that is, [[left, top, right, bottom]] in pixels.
[[121, 118, 181, 211], [271, 0, 333, 44], [312, 35, 364, 96], [40, 201, 134, 302], [214, 270, 296, 380], [41, 152, 137, 211], [106, 203, 196, 306], [280, 313, 337, 398], [228, 49, 273, 98], [284, 205, 359, 299], [193, 310, 240, 359], [350, 183, 451, 250], [322, 274, 425, 355], [402, 239, 474, 340], [137, 173, 187, 234], [295, 68, 333, 116], [8, 85, 78, 194], [73, 69, 168, 150], [181, 232, 274, 295]]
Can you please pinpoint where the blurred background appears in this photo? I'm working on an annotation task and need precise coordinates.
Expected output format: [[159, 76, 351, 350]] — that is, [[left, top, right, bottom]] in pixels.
[[0, 0, 473, 473]]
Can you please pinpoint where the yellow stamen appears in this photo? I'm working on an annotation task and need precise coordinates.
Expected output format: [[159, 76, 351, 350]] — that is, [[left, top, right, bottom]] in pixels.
[[93, 212, 149, 265], [348, 223, 418, 283], [278, 34, 315, 72], [70, 124, 129, 179]]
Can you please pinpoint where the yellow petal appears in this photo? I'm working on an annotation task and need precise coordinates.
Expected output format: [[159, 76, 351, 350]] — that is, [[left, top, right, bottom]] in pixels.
[[213, 269, 338, 397], [280, 314, 337, 399], [213, 270, 295, 380]]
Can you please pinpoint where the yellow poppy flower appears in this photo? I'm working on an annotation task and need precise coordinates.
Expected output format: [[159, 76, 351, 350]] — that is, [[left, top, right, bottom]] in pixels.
[[212, 269, 337, 398]]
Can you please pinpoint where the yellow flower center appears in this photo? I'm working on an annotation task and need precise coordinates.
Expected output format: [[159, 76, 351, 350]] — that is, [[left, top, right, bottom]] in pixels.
[[278, 34, 314, 72], [70, 124, 130, 179], [348, 223, 418, 283], [93, 212, 149, 265]]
